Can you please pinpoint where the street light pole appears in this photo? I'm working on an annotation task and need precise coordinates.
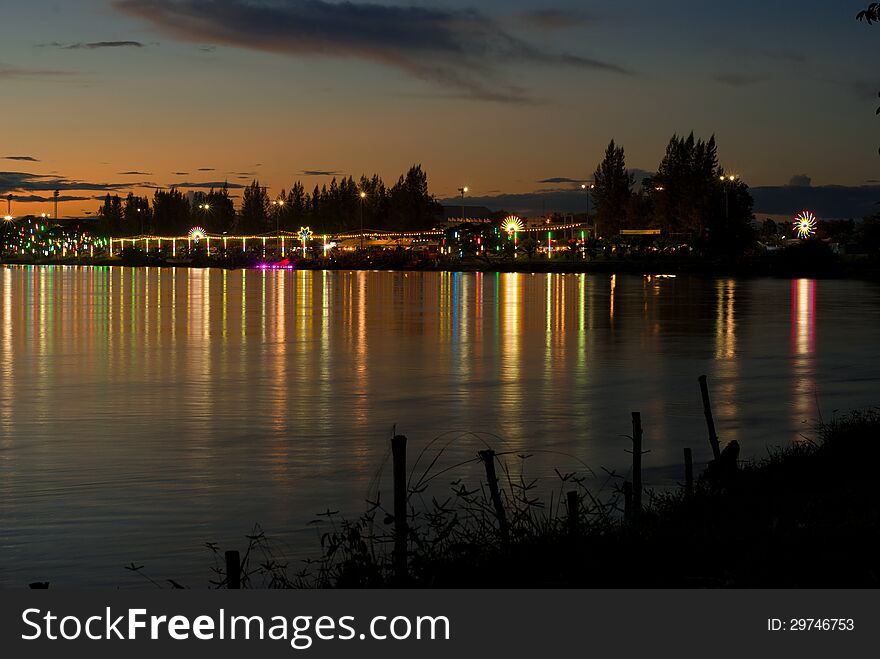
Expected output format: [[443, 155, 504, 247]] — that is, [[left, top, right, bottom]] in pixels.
[[359, 191, 367, 251], [53, 189, 59, 223], [457, 186, 468, 222], [720, 174, 736, 220], [581, 183, 595, 238], [271, 198, 285, 254]]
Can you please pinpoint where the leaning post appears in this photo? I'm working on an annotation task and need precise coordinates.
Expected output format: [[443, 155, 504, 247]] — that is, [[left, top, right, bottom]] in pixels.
[[479, 449, 510, 546], [699, 375, 722, 461]]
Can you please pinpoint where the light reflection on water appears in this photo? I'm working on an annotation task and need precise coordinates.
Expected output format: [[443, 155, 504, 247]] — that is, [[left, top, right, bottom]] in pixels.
[[0, 266, 878, 587]]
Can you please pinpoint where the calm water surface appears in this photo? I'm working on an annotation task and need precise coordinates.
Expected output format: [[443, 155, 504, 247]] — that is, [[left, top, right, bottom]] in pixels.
[[1, 266, 879, 587]]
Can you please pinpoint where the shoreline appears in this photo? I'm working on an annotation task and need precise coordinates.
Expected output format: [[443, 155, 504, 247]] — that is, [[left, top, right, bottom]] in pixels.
[[3, 254, 879, 281]]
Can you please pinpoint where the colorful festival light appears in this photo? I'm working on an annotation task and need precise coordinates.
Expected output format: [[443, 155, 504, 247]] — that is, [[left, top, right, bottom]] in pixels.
[[502, 216, 524, 235], [188, 226, 207, 242], [794, 211, 817, 239]]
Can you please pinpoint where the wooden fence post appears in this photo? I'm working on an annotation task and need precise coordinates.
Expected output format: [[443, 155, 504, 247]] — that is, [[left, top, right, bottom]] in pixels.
[[623, 482, 633, 522], [479, 449, 510, 545], [684, 447, 694, 498], [699, 375, 722, 461], [631, 412, 643, 520], [392, 434, 408, 584], [225, 550, 240, 589]]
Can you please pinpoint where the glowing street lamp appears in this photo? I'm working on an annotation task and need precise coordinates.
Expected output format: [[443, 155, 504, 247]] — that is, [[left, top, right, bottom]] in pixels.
[[271, 198, 285, 235], [457, 186, 468, 222], [720, 174, 737, 219]]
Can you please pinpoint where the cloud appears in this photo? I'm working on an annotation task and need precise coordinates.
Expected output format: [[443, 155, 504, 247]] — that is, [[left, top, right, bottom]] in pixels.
[[787, 174, 812, 187], [5, 155, 40, 162], [517, 9, 591, 30], [172, 180, 245, 189], [197, 167, 215, 171], [537, 177, 587, 185], [0, 64, 79, 80], [118, 171, 153, 175], [8, 194, 94, 203], [302, 169, 341, 177], [173, 171, 189, 175], [46, 41, 146, 50], [0, 171, 148, 195], [751, 185, 880, 219], [442, 185, 880, 219], [713, 73, 768, 87], [113, 0, 631, 104]]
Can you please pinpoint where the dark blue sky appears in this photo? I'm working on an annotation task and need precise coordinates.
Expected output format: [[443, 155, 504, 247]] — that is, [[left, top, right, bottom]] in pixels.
[[1, 1, 878, 216]]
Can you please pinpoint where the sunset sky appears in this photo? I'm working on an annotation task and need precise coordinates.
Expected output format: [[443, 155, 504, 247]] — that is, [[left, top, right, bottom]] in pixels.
[[1, 0, 878, 218]]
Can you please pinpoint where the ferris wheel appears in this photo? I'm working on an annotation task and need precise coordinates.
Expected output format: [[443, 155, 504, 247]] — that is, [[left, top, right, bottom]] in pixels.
[[793, 211, 817, 239], [502, 216, 524, 235]]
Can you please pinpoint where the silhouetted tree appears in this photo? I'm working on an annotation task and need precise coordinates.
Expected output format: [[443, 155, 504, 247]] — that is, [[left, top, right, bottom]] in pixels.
[[204, 184, 236, 234], [387, 165, 441, 231], [152, 188, 190, 235], [592, 140, 634, 237], [761, 218, 779, 238], [284, 181, 308, 230], [359, 174, 388, 230], [649, 133, 754, 253], [858, 3, 880, 23], [98, 194, 124, 236], [856, 5, 880, 153], [859, 215, 880, 257], [122, 193, 150, 236], [240, 180, 269, 233]]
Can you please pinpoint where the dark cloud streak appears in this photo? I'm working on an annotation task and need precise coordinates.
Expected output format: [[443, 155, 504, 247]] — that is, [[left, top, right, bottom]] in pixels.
[[537, 177, 587, 185], [0, 171, 148, 195], [172, 180, 244, 189], [46, 41, 146, 50], [302, 170, 342, 177], [112, 0, 631, 103]]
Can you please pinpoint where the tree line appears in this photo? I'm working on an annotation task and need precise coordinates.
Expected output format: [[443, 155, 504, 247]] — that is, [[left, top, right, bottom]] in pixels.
[[98, 165, 441, 237], [590, 133, 754, 253]]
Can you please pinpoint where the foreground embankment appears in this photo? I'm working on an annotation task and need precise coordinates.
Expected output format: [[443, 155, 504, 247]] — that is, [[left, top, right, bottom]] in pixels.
[[212, 409, 880, 589]]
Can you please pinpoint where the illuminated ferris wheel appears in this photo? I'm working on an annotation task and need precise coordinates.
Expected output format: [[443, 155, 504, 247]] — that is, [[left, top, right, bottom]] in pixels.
[[793, 211, 817, 239], [502, 216, 524, 235]]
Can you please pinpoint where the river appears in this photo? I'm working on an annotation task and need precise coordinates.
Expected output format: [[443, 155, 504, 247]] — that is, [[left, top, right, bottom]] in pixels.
[[1, 266, 878, 587]]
